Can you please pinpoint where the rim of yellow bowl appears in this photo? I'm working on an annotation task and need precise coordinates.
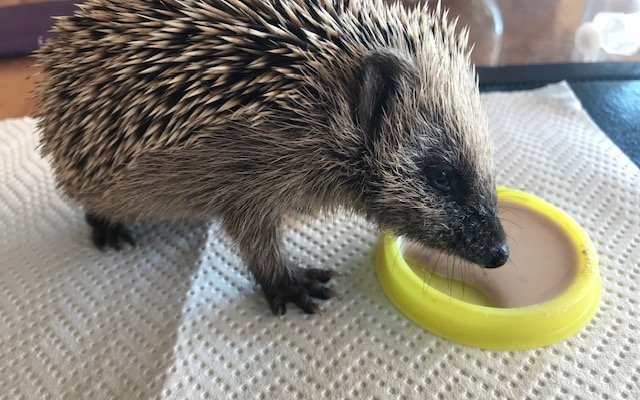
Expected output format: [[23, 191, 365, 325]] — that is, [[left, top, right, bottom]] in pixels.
[[376, 187, 601, 350]]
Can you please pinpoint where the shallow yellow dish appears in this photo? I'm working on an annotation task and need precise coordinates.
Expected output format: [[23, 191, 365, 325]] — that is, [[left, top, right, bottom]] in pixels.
[[376, 187, 601, 350]]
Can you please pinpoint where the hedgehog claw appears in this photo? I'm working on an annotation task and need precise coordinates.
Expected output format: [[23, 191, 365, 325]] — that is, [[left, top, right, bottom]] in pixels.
[[264, 266, 339, 316], [85, 213, 135, 251]]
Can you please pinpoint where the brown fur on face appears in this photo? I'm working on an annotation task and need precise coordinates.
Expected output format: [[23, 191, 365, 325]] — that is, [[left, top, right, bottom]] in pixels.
[[36, 0, 506, 314]]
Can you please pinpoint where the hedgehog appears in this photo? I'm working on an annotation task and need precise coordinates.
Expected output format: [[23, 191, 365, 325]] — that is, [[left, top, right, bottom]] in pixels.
[[35, 0, 509, 315]]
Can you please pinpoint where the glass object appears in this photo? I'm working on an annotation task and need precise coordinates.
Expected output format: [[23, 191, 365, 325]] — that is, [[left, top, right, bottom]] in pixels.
[[574, 0, 640, 61]]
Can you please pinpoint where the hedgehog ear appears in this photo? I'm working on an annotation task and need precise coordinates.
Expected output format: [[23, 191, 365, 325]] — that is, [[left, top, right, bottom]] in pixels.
[[356, 50, 417, 137]]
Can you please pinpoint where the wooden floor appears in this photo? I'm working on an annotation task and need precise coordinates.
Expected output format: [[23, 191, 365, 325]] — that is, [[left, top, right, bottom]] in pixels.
[[1, 0, 639, 119], [0, 57, 39, 119]]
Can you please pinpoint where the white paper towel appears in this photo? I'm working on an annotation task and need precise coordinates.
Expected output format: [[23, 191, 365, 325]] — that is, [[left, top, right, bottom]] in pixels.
[[1, 82, 639, 399]]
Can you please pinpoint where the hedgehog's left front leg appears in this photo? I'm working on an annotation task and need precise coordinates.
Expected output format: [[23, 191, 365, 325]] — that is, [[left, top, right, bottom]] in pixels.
[[223, 212, 337, 316], [85, 212, 135, 250]]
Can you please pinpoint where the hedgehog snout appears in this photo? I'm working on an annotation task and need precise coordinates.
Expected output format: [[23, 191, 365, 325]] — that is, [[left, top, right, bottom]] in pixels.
[[483, 242, 510, 268], [478, 216, 509, 269]]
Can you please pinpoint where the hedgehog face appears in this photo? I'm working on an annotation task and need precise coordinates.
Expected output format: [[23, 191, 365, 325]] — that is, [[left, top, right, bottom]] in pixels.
[[400, 138, 509, 270], [364, 131, 509, 269], [355, 50, 508, 268]]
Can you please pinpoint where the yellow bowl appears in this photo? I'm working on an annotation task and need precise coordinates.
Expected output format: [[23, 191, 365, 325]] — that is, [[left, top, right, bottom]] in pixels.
[[376, 187, 601, 350]]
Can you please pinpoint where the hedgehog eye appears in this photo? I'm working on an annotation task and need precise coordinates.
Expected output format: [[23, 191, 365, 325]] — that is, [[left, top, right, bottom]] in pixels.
[[427, 165, 454, 193]]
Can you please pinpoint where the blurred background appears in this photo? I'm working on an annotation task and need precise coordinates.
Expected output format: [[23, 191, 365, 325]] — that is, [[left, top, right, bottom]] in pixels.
[[419, 0, 640, 65], [1, 0, 640, 118]]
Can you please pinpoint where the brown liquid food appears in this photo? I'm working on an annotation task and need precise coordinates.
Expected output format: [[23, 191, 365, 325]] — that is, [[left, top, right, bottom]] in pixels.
[[402, 200, 577, 308]]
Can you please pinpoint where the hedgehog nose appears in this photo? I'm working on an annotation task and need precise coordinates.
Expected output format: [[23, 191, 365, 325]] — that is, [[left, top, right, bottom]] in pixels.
[[485, 243, 509, 268]]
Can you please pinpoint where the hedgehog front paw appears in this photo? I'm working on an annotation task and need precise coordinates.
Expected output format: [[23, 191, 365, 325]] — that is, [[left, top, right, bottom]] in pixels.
[[85, 213, 135, 251], [264, 267, 339, 316]]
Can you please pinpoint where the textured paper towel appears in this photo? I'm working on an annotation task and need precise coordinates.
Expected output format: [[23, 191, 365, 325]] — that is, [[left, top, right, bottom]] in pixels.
[[1, 83, 638, 400]]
